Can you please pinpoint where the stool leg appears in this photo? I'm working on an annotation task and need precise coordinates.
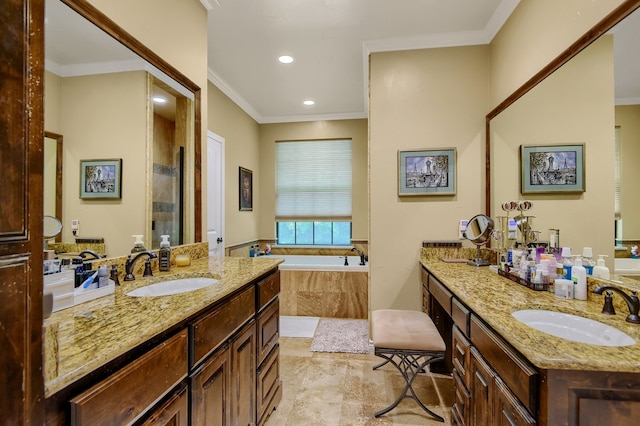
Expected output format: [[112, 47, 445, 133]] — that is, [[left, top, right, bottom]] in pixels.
[[373, 349, 445, 422]]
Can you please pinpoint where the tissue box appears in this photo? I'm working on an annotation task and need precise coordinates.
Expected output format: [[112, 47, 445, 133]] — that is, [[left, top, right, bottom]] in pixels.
[[44, 270, 75, 312]]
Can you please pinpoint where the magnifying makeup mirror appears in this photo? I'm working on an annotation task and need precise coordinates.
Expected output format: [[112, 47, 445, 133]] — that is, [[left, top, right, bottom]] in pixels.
[[464, 214, 494, 267], [44, 215, 63, 240]]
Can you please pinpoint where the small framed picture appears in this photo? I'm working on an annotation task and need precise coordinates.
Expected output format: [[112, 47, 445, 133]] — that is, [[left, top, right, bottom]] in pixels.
[[239, 167, 253, 211], [520, 144, 585, 194], [79, 159, 122, 199], [398, 148, 456, 196]]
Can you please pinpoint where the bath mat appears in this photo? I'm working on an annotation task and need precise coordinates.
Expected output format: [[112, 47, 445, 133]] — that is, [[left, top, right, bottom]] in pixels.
[[310, 318, 371, 354], [280, 316, 319, 338]]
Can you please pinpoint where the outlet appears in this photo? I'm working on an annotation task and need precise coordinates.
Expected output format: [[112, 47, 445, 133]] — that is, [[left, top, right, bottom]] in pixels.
[[71, 219, 79, 236], [459, 220, 468, 240]]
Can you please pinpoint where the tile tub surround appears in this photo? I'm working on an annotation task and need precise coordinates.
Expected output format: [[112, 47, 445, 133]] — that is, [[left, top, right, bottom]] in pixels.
[[42, 255, 283, 397], [421, 248, 640, 372]]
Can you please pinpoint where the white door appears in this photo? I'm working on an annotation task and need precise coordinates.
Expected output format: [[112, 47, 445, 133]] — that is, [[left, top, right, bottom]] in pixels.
[[207, 131, 225, 257]]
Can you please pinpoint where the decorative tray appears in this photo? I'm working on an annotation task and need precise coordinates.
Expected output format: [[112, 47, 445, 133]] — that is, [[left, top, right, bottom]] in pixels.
[[498, 269, 549, 292]]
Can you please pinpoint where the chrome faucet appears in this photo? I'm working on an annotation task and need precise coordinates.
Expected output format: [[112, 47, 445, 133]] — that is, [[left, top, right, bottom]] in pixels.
[[78, 250, 104, 260], [592, 285, 640, 324], [350, 247, 368, 266], [124, 251, 158, 281]]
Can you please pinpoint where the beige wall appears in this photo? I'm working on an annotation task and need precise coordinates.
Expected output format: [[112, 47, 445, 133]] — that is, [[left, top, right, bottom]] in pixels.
[[491, 37, 615, 267], [490, 0, 624, 108], [258, 120, 369, 241], [369, 46, 490, 312], [616, 105, 640, 239], [207, 83, 261, 246], [61, 71, 148, 256], [89, 0, 209, 237]]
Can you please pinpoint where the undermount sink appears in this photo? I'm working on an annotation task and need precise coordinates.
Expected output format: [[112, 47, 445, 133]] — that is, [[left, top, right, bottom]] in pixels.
[[512, 309, 636, 347], [126, 277, 218, 297]]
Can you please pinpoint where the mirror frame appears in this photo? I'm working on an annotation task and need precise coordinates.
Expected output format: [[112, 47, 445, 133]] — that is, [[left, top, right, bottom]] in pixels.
[[485, 0, 640, 218], [44, 131, 63, 241], [59, 0, 202, 243]]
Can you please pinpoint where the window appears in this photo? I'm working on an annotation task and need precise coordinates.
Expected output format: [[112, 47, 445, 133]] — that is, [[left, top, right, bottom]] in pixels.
[[276, 139, 352, 245]]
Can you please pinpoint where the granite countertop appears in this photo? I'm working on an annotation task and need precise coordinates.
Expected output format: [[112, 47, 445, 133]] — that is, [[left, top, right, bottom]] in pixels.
[[421, 252, 640, 373], [43, 256, 283, 397]]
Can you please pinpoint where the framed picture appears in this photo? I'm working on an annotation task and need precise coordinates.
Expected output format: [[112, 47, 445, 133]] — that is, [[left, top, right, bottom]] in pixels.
[[520, 144, 585, 194], [79, 159, 122, 199], [398, 148, 456, 196], [239, 167, 253, 211]]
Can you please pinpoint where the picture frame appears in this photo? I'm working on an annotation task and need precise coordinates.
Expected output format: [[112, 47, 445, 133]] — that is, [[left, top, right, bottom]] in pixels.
[[79, 159, 122, 199], [239, 167, 253, 211], [398, 148, 456, 196], [520, 144, 585, 194]]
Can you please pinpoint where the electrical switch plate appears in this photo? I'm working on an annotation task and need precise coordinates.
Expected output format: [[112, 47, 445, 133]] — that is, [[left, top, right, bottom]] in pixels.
[[508, 219, 517, 239], [459, 220, 468, 240]]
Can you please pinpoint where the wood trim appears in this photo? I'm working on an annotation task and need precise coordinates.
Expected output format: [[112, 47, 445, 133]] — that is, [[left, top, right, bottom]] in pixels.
[[60, 0, 203, 243], [485, 0, 640, 217], [45, 131, 64, 242]]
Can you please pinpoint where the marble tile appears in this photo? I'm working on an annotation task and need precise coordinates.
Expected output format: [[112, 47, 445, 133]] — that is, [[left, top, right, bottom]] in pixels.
[[265, 337, 453, 426]]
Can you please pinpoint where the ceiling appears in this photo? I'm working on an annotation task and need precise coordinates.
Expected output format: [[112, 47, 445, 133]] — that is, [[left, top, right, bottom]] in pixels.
[[205, 0, 519, 123], [45, 0, 640, 124]]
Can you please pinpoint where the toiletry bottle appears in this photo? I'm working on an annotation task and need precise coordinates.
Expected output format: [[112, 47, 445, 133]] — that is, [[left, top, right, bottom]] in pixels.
[[561, 247, 573, 280], [131, 234, 147, 253], [159, 235, 171, 272], [581, 247, 595, 275], [73, 257, 84, 287], [249, 245, 255, 257], [592, 255, 610, 280], [98, 265, 108, 287], [572, 256, 587, 300]]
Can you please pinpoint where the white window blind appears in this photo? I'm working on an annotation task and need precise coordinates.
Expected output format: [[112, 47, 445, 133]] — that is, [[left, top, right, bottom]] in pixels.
[[615, 126, 621, 220], [276, 139, 352, 220]]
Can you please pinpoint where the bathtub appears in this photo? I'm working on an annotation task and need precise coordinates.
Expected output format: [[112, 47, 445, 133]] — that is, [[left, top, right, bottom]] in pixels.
[[271, 255, 368, 272], [272, 254, 369, 318], [615, 258, 640, 276]]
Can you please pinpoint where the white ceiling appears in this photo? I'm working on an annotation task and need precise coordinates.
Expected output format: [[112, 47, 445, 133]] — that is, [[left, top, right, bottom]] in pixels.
[[45, 0, 640, 124], [205, 0, 519, 123]]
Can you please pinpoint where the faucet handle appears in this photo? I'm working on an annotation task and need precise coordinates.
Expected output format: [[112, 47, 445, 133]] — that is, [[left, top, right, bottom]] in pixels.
[[143, 259, 153, 277], [601, 290, 616, 316], [110, 263, 120, 286]]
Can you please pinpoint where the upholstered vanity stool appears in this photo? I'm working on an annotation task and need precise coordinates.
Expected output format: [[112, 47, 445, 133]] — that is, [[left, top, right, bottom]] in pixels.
[[371, 309, 446, 421]]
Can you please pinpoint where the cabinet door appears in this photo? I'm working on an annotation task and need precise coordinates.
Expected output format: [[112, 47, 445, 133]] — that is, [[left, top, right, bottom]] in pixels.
[[452, 369, 471, 426], [139, 385, 188, 426], [230, 320, 257, 426], [470, 347, 495, 426], [191, 346, 231, 426], [493, 378, 536, 426]]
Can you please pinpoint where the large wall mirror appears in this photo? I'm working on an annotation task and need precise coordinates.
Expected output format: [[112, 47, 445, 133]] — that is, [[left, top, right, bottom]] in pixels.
[[44, 0, 201, 257], [486, 2, 640, 269]]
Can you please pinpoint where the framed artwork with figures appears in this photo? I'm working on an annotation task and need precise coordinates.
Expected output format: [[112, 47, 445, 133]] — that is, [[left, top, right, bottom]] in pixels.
[[239, 167, 253, 211], [79, 159, 122, 199], [398, 148, 456, 196]]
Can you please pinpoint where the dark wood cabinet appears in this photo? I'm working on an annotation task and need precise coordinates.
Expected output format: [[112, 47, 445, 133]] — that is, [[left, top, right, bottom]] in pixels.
[[230, 320, 257, 426], [191, 344, 232, 426], [0, 0, 45, 423], [139, 384, 189, 426], [470, 347, 495, 426], [493, 378, 536, 426]]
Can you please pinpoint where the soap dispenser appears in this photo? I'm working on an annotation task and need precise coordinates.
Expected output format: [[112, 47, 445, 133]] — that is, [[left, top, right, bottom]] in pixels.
[[159, 235, 171, 272], [572, 256, 587, 300], [131, 235, 147, 253], [581, 247, 595, 275], [592, 255, 610, 280]]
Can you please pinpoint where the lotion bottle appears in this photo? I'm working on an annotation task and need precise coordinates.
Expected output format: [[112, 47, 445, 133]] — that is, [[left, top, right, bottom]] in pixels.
[[159, 235, 171, 272], [572, 256, 588, 300], [592, 255, 610, 280]]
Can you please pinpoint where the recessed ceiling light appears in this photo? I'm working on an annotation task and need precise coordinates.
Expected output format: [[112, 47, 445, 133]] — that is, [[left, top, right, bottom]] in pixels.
[[152, 96, 167, 104], [303, 100, 315, 106], [278, 55, 294, 64]]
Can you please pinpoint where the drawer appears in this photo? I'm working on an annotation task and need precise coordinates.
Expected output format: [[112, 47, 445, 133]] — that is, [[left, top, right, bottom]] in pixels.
[[429, 275, 452, 315], [452, 298, 470, 336], [191, 286, 255, 367], [70, 329, 188, 426], [257, 298, 279, 365], [257, 271, 280, 311], [452, 325, 471, 388], [452, 369, 470, 426], [257, 345, 281, 424], [470, 314, 538, 414]]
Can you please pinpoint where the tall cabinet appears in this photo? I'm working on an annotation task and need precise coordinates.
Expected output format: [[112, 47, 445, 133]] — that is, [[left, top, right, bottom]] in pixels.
[[0, 0, 45, 423]]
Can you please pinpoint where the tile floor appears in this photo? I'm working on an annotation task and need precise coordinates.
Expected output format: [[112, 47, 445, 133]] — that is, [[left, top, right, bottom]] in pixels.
[[265, 317, 454, 426]]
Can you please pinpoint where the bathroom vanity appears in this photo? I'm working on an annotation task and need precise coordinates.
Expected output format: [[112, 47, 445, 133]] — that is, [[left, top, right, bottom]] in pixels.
[[421, 249, 640, 426], [43, 255, 283, 426]]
